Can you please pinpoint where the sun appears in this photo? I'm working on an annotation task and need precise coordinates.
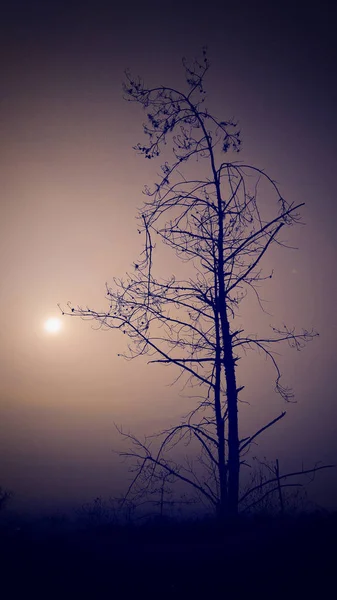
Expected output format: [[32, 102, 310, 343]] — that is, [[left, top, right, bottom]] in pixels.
[[44, 317, 62, 334]]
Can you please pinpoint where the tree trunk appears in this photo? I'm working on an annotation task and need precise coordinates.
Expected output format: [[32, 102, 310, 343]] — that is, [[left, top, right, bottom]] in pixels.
[[214, 299, 228, 521], [216, 196, 240, 518], [223, 312, 240, 518]]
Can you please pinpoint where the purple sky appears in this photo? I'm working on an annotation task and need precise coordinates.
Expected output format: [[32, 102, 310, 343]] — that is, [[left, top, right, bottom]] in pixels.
[[0, 1, 336, 514]]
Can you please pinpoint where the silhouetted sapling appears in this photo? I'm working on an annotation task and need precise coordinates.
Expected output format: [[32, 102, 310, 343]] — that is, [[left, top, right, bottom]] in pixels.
[[63, 49, 331, 520]]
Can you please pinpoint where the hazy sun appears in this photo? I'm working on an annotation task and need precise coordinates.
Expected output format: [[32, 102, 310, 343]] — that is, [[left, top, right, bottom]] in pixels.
[[44, 317, 62, 334]]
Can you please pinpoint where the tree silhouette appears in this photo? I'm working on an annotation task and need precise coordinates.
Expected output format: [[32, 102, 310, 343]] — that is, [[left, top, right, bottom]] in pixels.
[[63, 50, 322, 520]]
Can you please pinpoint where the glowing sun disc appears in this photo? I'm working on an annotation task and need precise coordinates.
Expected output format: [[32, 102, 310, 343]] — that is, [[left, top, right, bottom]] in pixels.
[[44, 317, 62, 333]]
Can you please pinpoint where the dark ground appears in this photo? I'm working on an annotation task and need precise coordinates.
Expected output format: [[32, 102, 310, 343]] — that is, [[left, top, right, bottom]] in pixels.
[[0, 512, 335, 598]]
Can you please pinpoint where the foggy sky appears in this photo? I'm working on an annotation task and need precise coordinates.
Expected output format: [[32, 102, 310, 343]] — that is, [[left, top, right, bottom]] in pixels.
[[0, 1, 336, 514]]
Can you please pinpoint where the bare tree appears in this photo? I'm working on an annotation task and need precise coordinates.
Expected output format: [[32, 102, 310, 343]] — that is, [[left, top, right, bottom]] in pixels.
[[62, 49, 322, 520]]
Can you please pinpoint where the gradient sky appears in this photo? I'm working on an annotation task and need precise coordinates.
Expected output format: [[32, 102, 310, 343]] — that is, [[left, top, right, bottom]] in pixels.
[[1, 1, 336, 514]]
